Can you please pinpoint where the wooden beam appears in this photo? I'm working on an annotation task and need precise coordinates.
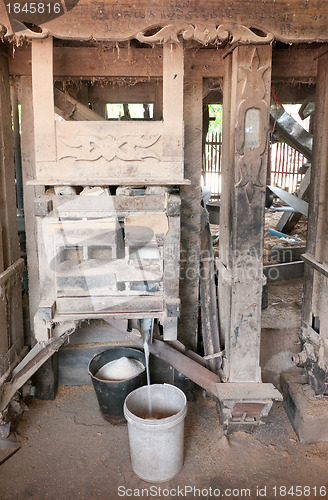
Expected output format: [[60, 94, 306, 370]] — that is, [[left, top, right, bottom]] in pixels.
[[9, 46, 317, 81], [302, 48, 328, 328], [9, 47, 164, 78], [0, 46, 24, 371], [3, 1, 328, 43], [272, 48, 318, 82], [163, 42, 183, 134], [54, 87, 106, 121], [19, 76, 45, 329], [88, 81, 163, 104], [178, 53, 203, 350], [31, 37, 56, 163], [0, 49, 20, 269], [276, 167, 312, 233], [218, 45, 272, 383]]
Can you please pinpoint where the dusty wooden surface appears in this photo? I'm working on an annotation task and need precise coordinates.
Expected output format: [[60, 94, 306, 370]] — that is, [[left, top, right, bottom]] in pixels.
[[0, 46, 24, 387], [19, 76, 45, 328], [300, 48, 328, 395], [2, 0, 328, 43], [9, 46, 318, 83], [178, 53, 203, 350], [218, 45, 272, 383]]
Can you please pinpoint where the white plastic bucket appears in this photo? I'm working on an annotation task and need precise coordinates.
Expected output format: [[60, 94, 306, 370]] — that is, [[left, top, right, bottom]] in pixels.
[[123, 384, 187, 482]]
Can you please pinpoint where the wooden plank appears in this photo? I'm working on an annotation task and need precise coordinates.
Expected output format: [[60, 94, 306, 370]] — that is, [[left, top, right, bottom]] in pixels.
[[268, 185, 308, 216], [0, 334, 70, 413], [9, 47, 163, 78], [51, 194, 166, 218], [0, 227, 4, 273], [56, 296, 164, 314], [19, 76, 45, 326], [31, 119, 184, 183], [163, 209, 180, 299], [28, 177, 190, 186], [263, 261, 304, 282], [272, 48, 318, 82], [276, 166, 311, 233], [134, 337, 220, 396], [3, 1, 328, 43], [221, 45, 272, 383], [54, 87, 106, 121], [0, 47, 23, 362], [0, 50, 20, 268], [178, 53, 203, 350], [200, 209, 222, 374], [163, 42, 183, 135], [31, 37, 56, 162], [9, 46, 318, 81], [88, 81, 163, 104], [0, 259, 24, 287], [302, 253, 328, 279], [51, 219, 117, 247], [302, 49, 328, 330]]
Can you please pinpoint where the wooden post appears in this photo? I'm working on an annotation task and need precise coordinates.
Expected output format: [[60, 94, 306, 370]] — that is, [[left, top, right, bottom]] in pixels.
[[0, 45, 24, 375], [19, 76, 45, 336], [31, 37, 56, 172], [302, 48, 328, 356], [179, 51, 203, 350], [218, 45, 272, 382]]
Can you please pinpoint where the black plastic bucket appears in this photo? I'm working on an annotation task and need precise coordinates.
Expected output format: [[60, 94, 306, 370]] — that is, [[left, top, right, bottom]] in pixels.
[[88, 347, 146, 425]]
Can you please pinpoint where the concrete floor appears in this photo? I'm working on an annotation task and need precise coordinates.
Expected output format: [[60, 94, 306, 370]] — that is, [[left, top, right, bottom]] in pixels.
[[1, 279, 328, 500]]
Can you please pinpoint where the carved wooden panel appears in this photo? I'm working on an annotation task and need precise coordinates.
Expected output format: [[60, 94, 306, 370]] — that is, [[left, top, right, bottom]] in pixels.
[[35, 121, 184, 183], [2, 0, 328, 43], [234, 47, 270, 203]]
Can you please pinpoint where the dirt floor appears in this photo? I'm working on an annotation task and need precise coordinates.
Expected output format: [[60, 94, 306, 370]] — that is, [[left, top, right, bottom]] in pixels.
[[1, 281, 327, 500], [1, 385, 328, 500]]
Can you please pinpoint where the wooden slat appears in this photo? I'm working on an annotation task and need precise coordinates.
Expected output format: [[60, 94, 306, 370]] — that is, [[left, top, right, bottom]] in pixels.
[[268, 185, 309, 216], [56, 296, 164, 314], [51, 194, 166, 218], [32, 37, 56, 163], [302, 253, 328, 279], [54, 87, 106, 121], [52, 219, 117, 247]]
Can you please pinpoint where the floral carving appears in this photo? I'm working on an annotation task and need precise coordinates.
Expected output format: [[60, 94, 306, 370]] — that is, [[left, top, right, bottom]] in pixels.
[[136, 24, 273, 46], [235, 48, 270, 203], [57, 134, 161, 162]]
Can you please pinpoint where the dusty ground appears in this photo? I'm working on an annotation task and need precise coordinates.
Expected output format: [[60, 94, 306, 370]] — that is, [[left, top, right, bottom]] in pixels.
[[1, 268, 326, 500], [0, 385, 328, 500], [211, 209, 308, 265]]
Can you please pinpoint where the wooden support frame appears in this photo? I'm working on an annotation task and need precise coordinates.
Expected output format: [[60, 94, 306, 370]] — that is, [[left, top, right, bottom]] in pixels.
[[0, 45, 24, 390], [30, 39, 185, 185], [9, 46, 318, 83], [218, 44, 272, 383], [302, 48, 328, 342], [178, 52, 203, 350]]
